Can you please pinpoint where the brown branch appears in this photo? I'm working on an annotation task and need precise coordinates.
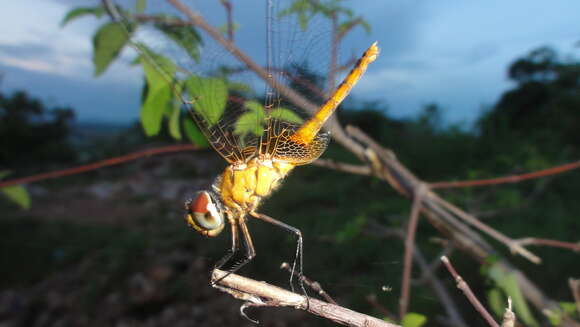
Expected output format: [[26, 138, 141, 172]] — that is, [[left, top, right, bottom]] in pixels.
[[429, 193, 541, 264], [0, 144, 198, 188], [513, 237, 580, 253], [430, 160, 580, 189], [441, 256, 500, 327], [211, 269, 399, 327], [399, 183, 426, 319], [312, 159, 372, 176]]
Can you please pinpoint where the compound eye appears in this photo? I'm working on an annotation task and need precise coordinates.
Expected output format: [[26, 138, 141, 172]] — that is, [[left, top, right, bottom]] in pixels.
[[186, 191, 224, 236]]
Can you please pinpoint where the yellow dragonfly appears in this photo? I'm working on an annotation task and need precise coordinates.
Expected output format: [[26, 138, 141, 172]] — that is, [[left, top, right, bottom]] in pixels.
[[109, 0, 378, 280]]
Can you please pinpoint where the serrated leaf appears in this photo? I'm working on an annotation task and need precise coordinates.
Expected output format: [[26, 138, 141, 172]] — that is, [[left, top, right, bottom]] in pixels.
[[93, 22, 131, 76], [183, 117, 209, 147], [1, 185, 31, 209], [402, 312, 427, 327], [61, 6, 105, 27], [185, 76, 227, 126], [168, 99, 182, 140]]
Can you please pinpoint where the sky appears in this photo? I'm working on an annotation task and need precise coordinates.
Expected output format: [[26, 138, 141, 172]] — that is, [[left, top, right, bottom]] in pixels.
[[1, 1, 579, 127]]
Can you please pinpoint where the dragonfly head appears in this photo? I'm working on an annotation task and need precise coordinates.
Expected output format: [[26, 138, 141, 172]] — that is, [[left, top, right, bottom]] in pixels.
[[185, 191, 225, 237]]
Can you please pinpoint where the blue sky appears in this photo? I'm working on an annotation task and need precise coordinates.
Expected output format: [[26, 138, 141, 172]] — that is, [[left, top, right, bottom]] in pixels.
[[1, 1, 579, 127]]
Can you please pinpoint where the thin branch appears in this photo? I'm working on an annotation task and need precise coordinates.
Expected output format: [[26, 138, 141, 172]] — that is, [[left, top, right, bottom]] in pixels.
[[0, 144, 198, 188], [312, 159, 372, 176], [430, 159, 580, 189], [441, 256, 500, 327], [280, 262, 337, 305], [513, 237, 580, 253], [429, 193, 541, 264], [211, 269, 399, 327], [399, 183, 426, 319]]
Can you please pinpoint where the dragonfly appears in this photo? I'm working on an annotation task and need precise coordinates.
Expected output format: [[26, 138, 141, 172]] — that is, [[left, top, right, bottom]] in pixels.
[[108, 0, 379, 282]]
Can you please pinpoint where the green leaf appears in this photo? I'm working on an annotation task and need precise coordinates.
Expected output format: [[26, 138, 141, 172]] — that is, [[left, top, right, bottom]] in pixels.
[[488, 264, 539, 327], [141, 82, 172, 136], [183, 117, 209, 147], [92, 22, 131, 76], [154, 16, 202, 62], [61, 6, 105, 27], [234, 101, 265, 136], [168, 99, 182, 140], [1, 185, 31, 210], [136, 0, 146, 14], [559, 302, 579, 317], [271, 107, 303, 124], [185, 76, 227, 126], [401, 312, 427, 327], [0, 170, 30, 209], [487, 287, 505, 317], [139, 53, 177, 136]]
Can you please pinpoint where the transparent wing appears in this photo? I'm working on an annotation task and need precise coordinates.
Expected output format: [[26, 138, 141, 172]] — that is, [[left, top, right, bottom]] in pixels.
[[108, 0, 335, 164]]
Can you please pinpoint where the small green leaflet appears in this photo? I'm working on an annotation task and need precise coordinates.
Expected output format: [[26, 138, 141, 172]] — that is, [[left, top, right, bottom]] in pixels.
[[140, 55, 176, 136], [183, 117, 209, 147], [61, 6, 105, 27], [234, 101, 303, 137], [168, 97, 182, 140], [234, 101, 266, 136], [185, 76, 227, 127], [0, 170, 31, 210], [92, 22, 131, 76], [401, 312, 427, 327]]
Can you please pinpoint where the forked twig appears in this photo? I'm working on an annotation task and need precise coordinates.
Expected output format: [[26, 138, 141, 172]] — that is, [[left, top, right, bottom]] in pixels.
[[441, 256, 501, 327], [211, 269, 399, 327], [280, 262, 337, 304], [513, 237, 580, 253]]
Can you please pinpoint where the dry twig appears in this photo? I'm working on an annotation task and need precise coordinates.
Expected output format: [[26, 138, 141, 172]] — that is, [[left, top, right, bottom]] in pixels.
[[441, 256, 500, 327], [211, 269, 399, 327], [280, 262, 337, 305], [399, 183, 426, 318]]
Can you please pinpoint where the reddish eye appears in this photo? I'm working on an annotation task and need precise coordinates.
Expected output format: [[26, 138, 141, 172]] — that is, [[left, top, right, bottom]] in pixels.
[[190, 191, 210, 214], [185, 191, 225, 237]]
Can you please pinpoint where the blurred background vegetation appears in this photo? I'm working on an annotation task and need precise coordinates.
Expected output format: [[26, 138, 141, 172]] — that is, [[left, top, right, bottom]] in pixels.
[[1, 1, 580, 326]]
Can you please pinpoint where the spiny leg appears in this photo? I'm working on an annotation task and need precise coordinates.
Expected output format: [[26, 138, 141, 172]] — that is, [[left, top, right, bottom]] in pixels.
[[250, 211, 305, 295], [212, 215, 240, 285]]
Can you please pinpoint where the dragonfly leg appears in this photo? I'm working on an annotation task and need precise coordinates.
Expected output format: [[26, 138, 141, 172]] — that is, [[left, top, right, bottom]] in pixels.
[[213, 216, 257, 286], [212, 215, 240, 284], [250, 211, 306, 295]]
